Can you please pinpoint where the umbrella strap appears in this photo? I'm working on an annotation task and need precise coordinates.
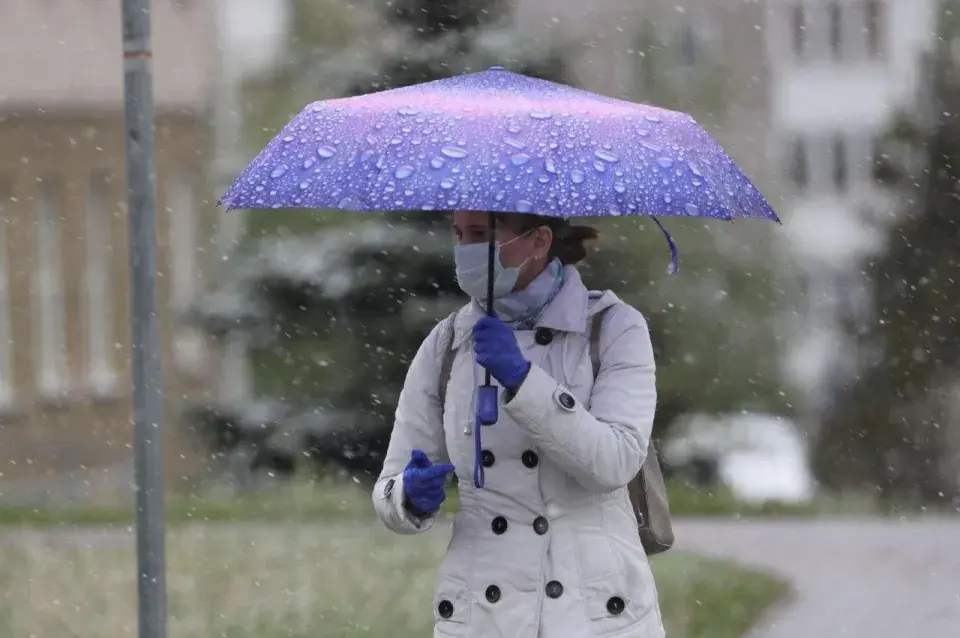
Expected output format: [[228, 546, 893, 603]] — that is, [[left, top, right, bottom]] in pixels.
[[651, 217, 680, 274]]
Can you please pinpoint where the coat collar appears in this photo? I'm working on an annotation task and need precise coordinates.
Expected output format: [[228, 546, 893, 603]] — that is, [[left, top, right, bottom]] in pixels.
[[452, 265, 593, 349]]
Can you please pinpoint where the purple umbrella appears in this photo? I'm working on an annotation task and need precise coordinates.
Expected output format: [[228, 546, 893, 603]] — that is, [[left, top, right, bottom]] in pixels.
[[221, 66, 780, 488]]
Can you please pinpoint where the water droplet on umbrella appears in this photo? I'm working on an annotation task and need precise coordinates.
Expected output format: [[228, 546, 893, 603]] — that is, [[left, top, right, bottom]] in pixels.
[[505, 138, 526, 150], [283, 135, 295, 143], [538, 175, 550, 183], [593, 161, 606, 173], [614, 182, 626, 193], [594, 149, 620, 163], [398, 107, 419, 116], [657, 157, 674, 168], [489, 65, 506, 71], [390, 137, 402, 145], [422, 203, 436, 210], [318, 146, 336, 158], [645, 115, 661, 123], [299, 180, 311, 190], [440, 178, 455, 189], [570, 169, 585, 184], [684, 203, 701, 216], [545, 159, 557, 174], [529, 110, 553, 120], [395, 166, 414, 179], [517, 200, 534, 212], [303, 157, 316, 170], [430, 157, 446, 169], [663, 193, 672, 204], [688, 161, 704, 177], [338, 197, 355, 209], [495, 191, 506, 201], [508, 124, 522, 134], [511, 154, 530, 166], [441, 146, 468, 159], [270, 165, 288, 178], [641, 141, 663, 153]]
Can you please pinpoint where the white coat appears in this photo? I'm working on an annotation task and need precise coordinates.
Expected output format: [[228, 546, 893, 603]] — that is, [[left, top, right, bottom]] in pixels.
[[373, 266, 665, 638]]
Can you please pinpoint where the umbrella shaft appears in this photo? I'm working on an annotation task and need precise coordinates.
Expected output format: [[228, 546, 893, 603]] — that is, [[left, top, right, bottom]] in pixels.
[[485, 211, 496, 385]]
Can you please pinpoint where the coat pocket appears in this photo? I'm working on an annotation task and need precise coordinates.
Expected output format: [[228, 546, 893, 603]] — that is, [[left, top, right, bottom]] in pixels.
[[581, 534, 662, 636], [581, 577, 659, 636], [433, 575, 473, 637]]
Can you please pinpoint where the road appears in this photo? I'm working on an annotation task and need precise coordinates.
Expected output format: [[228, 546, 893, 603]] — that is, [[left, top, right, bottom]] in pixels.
[[674, 518, 960, 638]]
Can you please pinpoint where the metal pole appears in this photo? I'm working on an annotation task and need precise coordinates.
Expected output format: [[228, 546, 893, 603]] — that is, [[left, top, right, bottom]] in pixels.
[[121, 2, 167, 638]]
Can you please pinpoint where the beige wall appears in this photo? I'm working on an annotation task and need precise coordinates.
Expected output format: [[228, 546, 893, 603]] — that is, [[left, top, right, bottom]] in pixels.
[[0, 0, 212, 113], [0, 113, 213, 495]]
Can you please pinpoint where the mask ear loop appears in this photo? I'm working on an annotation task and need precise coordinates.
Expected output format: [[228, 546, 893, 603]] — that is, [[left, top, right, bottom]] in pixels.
[[651, 217, 680, 274]]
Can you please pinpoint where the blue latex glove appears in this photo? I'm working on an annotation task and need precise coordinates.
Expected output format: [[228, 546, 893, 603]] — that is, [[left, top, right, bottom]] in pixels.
[[402, 449, 455, 516], [473, 315, 531, 391]]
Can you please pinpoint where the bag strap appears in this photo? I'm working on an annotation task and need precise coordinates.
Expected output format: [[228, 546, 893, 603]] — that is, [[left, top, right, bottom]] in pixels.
[[589, 305, 613, 378], [437, 312, 458, 407]]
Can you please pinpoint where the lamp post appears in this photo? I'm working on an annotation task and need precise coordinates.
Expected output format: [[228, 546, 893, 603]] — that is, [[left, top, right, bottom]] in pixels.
[[120, 1, 167, 637]]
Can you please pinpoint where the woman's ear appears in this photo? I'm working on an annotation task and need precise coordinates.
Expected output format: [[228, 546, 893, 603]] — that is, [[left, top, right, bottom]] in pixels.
[[533, 226, 553, 259]]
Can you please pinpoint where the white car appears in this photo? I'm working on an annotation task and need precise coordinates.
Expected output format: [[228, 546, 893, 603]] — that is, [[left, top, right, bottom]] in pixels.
[[661, 412, 816, 505]]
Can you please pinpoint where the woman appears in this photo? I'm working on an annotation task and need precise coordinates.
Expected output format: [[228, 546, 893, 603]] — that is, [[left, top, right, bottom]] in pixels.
[[373, 210, 663, 638]]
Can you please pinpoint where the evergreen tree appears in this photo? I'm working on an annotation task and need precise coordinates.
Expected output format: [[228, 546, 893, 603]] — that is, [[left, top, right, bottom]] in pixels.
[[815, 6, 960, 505], [187, 0, 795, 487]]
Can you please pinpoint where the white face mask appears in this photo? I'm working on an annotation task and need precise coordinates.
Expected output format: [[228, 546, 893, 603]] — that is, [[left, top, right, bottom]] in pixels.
[[453, 231, 533, 302]]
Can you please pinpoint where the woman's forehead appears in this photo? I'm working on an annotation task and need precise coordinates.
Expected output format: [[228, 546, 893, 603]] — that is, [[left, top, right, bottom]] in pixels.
[[452, 211, 514, 232]]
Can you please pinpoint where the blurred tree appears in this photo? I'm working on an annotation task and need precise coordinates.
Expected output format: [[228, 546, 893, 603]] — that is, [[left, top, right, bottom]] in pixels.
[[187, 0, 588, 483], [187, 0, 795, 487], [815, 6, 960, 505]]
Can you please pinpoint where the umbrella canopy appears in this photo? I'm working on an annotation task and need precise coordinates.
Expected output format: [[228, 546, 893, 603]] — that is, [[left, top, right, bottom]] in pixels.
[[220, 66, 777, 225], [220, 66, 781, 489]]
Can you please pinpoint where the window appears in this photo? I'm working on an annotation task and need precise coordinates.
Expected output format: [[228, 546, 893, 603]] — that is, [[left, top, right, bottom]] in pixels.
[[864, 0, 883, 58], [168, 175, 206, 373], [34, 177, 70, 402], [85, 171, 118, 398], [787, 137, 809, 190], [791, 5, 806, 57], [832, 136, 849, 191], [828, 3, 843, 59], [0, 182, 14, 411]]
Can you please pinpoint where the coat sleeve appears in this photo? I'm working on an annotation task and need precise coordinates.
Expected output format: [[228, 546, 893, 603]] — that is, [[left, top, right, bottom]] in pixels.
[[502, 304, 656, 493], [372, 320, 452, 534]]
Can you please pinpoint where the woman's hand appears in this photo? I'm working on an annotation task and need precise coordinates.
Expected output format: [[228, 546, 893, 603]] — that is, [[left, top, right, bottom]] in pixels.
[[473, 315, 531, 391], [402, 449, 455, 516]]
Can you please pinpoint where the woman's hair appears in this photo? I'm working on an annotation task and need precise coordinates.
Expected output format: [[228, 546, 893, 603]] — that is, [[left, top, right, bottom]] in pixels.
[[495, 213, 599, 265]]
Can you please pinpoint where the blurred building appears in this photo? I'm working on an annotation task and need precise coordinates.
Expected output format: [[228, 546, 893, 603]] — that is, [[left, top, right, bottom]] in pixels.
[[762, 0, 938, 413], [0, 0, 216, 502]]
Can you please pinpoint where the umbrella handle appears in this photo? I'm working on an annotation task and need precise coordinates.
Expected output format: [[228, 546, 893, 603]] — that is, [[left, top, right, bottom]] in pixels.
[[474, 211, 499, 488]]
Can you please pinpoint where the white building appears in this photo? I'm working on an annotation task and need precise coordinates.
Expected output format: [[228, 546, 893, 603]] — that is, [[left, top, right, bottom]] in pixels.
[[762, 0, 938, 414]]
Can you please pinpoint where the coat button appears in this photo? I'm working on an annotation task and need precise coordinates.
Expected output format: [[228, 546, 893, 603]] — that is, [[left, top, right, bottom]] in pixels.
[[534, 327, 553, 345], [533, 516, 549, 535], [491, 516, 508, 535], [606, 596, 625, 615], [485, 585, 501, 603], [481, 449, 495, 468], [545, 580, 564, 599], [437, 600, 454, 618], [557, 392, 576, 410], [521, 450, 539, 468]]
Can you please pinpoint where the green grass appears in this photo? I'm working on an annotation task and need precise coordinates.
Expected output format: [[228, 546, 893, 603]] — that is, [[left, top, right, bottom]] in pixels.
[[0, 478, 868, 528], [0, 522, 786, 638]]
